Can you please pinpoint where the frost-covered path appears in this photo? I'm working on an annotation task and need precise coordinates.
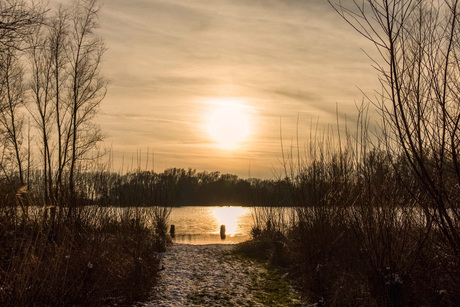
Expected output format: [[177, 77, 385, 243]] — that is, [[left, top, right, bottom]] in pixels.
[[141, 244, 303, 306]]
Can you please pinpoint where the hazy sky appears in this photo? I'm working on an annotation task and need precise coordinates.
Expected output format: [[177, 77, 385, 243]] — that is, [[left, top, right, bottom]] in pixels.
[[96, 0, 380, 178]]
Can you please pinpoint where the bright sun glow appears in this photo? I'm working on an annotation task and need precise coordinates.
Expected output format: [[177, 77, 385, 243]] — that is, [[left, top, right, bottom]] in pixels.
[[212, 206, 249, 236], [207, 100, 250, 150]]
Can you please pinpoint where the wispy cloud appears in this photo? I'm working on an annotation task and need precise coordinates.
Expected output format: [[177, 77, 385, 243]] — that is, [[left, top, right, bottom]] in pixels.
[[98, 0, 380, 177]]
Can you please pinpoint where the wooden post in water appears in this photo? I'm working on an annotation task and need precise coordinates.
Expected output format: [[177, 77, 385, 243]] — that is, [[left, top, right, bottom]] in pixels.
[[170, 225, 175, 238], [220, 224, 226, 240]]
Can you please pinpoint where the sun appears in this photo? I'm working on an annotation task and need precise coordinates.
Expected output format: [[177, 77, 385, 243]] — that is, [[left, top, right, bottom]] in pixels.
[[207, 99, 250, 150]]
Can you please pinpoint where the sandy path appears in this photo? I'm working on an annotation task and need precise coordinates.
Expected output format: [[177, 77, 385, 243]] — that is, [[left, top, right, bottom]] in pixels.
[[140, 244, 303, 306]]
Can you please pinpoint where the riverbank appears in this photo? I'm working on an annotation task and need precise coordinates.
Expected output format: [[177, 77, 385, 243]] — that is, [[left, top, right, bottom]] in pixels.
[[141, 244, 303, 306]]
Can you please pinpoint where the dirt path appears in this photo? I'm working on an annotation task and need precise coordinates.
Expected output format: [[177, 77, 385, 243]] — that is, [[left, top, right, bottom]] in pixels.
[[140, 244, 303, 306]]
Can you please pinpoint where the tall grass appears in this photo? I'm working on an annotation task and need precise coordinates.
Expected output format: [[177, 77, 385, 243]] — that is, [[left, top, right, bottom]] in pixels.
[[0, 175, 171, 306], [243, 108, 460, 306]]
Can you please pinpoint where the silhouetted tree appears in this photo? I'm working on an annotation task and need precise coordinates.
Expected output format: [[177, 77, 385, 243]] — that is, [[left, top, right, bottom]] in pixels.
[[0, 0, 43, 50], [67, 0, 106, 207], [28, 19, 54, 204], [0, 48, 27, 185], [330, 0, 460, 251]]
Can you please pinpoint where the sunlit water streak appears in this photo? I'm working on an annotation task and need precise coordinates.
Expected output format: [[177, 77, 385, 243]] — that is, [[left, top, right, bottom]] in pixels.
[[169, 206, 253, 244]]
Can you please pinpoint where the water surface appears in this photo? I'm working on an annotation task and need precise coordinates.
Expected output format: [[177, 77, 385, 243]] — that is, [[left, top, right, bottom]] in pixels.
[[169, 206, 253, 244]]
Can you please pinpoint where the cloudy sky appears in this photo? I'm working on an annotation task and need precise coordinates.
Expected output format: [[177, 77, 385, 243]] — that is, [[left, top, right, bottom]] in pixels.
[[96, 0, 380, 178]]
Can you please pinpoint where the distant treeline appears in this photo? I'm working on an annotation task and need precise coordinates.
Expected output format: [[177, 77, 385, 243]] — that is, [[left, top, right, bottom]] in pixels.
[[1, 146, 436, 209], [67, 147, 410, 208], [92, 168, 293, 207]]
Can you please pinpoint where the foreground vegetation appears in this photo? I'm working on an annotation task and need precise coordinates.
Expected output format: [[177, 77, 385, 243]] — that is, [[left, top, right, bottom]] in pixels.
[[240, 108, 460, 305], [0, 1, 171, 305], [241, 0, 460, 304], [0, 202, 170, 306]]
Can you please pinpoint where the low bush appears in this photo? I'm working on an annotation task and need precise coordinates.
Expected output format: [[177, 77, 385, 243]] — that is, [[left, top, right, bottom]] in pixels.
[[243, 205, 460, 306]]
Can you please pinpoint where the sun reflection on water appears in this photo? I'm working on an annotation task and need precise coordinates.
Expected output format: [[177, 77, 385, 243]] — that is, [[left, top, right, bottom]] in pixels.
[[212, 206, 250, 236]]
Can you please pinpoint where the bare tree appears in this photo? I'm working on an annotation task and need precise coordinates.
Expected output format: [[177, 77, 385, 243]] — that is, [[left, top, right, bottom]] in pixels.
[[0, 0, 44, 50], [0, 0, 106, 207], [330, 0, 460, 251], [28, 21, 55, 204], [25, 0, 106, 207], [66, 0, 107, 204], [0, 0, 43, 188], [49, 7, 71, 204], [0, 48, 27, 185]]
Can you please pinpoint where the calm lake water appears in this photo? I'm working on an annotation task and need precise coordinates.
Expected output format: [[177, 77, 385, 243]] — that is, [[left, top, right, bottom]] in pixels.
[[169, 206, 254, 244]]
